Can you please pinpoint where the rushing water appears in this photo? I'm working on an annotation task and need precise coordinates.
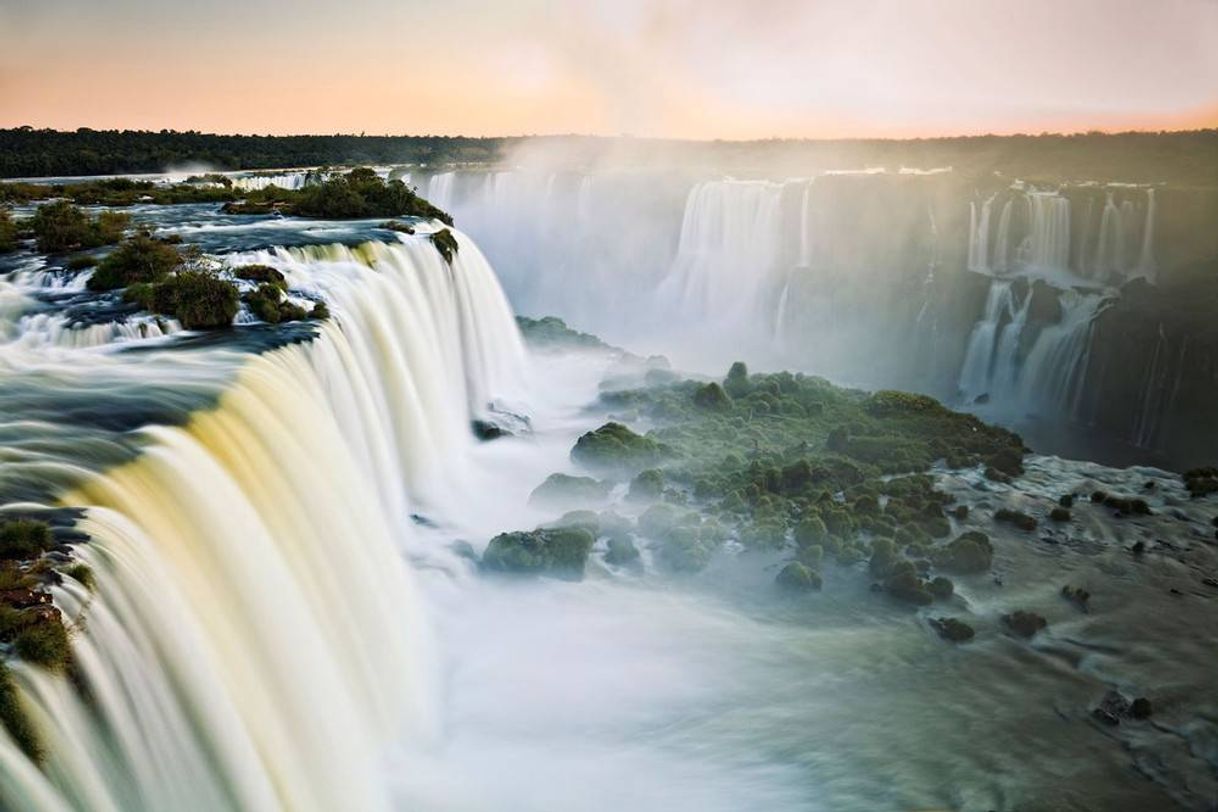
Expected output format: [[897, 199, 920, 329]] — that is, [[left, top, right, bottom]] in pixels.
[[1, 188, 1215, 811]]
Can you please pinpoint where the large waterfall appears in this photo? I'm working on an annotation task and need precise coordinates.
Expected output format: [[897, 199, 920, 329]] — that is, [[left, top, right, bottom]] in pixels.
[[0, 231, 526, 810]]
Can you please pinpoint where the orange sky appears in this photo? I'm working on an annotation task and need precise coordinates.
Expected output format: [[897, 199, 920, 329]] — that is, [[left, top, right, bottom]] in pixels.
[[2, 0, 1216, 139]]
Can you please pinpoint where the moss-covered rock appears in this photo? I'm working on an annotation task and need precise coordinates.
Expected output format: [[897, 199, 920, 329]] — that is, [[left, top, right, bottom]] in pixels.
[[692, 382, 732, 410], [994, 508, 1037, 532], [1002, 610, 1047, 638], [604, 535, 641, 566], [776, 561, 822, 591], [627, 469, 664, 502], [929, 617, 974, 642], [481, 527, 596, 579], [932, 531, 993, 574], [571, 422, 669, 477], [233, 264, 287, 289], [528, 473, 612, 509]]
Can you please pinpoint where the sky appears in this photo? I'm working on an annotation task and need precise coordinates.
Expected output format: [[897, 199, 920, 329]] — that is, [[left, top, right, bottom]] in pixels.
[[1, 0, 1216, 139]]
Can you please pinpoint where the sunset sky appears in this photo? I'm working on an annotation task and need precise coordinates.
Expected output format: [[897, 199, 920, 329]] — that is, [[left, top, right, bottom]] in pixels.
[[2, 0, 1216, 139]]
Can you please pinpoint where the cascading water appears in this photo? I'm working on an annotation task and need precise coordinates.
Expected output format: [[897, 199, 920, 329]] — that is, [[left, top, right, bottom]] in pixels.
[[0, 230, 527, 811]]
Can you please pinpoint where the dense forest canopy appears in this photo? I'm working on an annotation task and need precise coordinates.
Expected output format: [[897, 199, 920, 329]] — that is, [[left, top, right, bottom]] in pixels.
[[1, 126, 1215, 185]]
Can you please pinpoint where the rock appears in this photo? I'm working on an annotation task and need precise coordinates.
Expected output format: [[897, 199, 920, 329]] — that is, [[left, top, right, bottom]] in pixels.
[[883, 567, 934, 605], [1049, 507, 1072, 522], [984, 466, 1012, 484], [627, 469, 664, 502], [1059, 494, 1075, 508], [951, 505, 969, 520], [1002, 610, 1047, 638], [604, 534, 640, 566], [973, 393, 990, 405], [481, 527, 596, 579], [985, 447, 1025, 478], [528, 473, 612, 509], [471, 420, 508, 440], [1131, 540, 1146, 556], [1061, 585, 1090, 611], [928, 576, 955, 599], [1092, 690, 1151, 724], [1130, 697, 1153, 719], [776, 561, 822, 592], [692, 382, 732, 410], [929, 617, 975, 642], [1183, 467, 1218, 498], [571, 422, 668, 477], [0, 589, 52, 609], [994, 508, 1037, 532]]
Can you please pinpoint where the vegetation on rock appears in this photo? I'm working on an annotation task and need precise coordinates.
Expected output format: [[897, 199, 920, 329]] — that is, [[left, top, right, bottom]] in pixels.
[[32, 201, 129, 253], [481, 527, 596, 579], [430, 228, 459, 263]]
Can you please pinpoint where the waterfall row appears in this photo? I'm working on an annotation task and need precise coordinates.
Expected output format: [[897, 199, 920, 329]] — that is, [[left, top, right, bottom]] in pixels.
[[956, 280, 1104, 420], [968, 186, 1156, 282], [0, 232, 527, 810]]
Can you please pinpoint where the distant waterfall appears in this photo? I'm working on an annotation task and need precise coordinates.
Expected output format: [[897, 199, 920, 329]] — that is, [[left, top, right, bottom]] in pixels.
[[0, 233, 526, 810], [956, 278, 1104, 420], [659, 180, 787, 328]]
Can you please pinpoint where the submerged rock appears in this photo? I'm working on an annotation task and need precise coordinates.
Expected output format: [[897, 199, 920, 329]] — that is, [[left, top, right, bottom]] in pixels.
[[1002, 610, 1047, 638], [528, 473, 612, 509], [929, 617, 975, 642]]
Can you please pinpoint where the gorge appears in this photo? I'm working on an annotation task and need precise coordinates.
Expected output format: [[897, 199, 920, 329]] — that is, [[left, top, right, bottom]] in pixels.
[[0, 141, 1216, 812]]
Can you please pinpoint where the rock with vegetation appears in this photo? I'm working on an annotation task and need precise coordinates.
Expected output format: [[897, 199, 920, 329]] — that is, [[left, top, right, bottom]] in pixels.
[[481, 527, 596, 579], [994, 508, 1037, 532], [31, 201, 129, 253], [932, 531, 993, 574], [1183, 467, 1218, 498], [528, 473, 612, 509], [1002, 610, 1047, 638], [627, 469, 664, 502], [571, 422, 669, 477], [233, 264, 287, 289], [430, 228, 459, 264], [515, 316, 609, 350], [244, 283, 309, 325], [0, 208, 18, 252], [776, 561, 822, 592], [88, 232, 184, 290], [929, 617, 975, 642]]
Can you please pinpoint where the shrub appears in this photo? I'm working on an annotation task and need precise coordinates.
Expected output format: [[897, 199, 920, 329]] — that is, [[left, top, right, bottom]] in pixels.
[[14, 620, 70, 671], [87, 232, 183, 290], [64, 563, 95, 591], [157, 270, 239, 329], [0, 208, 18, 252], [233, 264, 286, 289], [32, 201, 129, 253], [0, 519, 54, 560]]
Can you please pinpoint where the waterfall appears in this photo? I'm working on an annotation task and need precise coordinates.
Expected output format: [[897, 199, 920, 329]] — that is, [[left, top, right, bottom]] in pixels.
[[659, 180, 787, 329], [967, 194, 995, 272], [1015, 290, 1103, 418], [993, 198, 1015, 274], [229, 172, 313, 192], [0, 232, 526, 810], [1018, 192, 1070, 274], [957, 281, 1012, 401], [426, 173, 456, 211], [1137, 188, 1157, 280]]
